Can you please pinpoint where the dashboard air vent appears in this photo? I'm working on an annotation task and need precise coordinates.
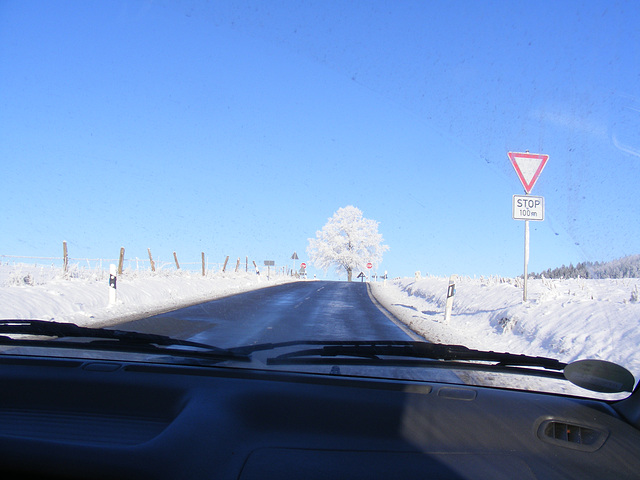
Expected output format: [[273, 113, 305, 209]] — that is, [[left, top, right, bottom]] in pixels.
[[537, 420, 608, 451]]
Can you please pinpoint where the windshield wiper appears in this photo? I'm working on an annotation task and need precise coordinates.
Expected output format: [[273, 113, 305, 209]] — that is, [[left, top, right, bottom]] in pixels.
[[248, 340, 636, 393], [238, 340, 567, 377], [0, 319, 248, 362]]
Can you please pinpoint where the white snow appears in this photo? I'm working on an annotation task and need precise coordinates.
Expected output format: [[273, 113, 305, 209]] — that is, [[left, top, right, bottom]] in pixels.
[[371, 275, 640, 395], [0, 263, 294, 328], [2, 263, 639, 396]]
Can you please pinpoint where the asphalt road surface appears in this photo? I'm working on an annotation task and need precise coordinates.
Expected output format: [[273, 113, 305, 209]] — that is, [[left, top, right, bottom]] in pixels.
[[117, 281, 464, 383], [119, 281, 420, 348]]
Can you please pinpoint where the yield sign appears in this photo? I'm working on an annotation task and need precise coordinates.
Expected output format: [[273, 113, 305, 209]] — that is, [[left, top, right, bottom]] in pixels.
[[508, 152, 549, 194]]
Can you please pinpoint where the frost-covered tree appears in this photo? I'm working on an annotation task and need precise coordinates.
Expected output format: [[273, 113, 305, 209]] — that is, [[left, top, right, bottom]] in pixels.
[[307, 206, 389, 281]]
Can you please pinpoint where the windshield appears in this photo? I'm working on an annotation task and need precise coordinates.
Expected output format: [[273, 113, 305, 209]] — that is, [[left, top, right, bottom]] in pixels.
[[1, 1, 638, 400]]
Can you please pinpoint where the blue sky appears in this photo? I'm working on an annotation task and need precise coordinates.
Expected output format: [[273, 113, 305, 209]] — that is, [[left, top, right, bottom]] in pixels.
[[1, 0, 639, 279]]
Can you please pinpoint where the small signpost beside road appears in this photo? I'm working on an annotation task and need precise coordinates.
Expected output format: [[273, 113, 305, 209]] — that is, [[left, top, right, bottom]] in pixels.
[[365, 263, 373, 282], [264, 260, 275, 280], [509, 151, 548, 302]]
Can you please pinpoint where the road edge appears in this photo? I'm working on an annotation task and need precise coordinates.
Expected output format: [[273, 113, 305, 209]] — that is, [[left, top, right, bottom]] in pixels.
[[94, 280, 301, 329], [366, 283, 426, 342]]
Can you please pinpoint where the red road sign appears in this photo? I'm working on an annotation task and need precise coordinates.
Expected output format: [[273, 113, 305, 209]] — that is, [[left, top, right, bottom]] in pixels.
[[366, 262, 373, 269], [508, 152, 548, 194], [300, 263, 306, 269]]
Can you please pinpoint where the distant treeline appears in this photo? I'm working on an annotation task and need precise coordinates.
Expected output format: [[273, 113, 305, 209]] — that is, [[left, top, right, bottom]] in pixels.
[[531, 254, 640, 279]]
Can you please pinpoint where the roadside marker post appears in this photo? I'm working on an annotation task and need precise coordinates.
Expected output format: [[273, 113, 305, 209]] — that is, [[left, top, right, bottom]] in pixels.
[[108, 264, 117, 306], [444, 274, 457, 323], [509, 151, 548, 302]]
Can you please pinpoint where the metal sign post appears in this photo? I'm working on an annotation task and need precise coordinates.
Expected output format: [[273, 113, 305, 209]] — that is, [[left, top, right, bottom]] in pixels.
[[512, 195, 544, 302], [523, 219, 530, 302], [264, 260, 275, 280], [509, 152, 548, 302]]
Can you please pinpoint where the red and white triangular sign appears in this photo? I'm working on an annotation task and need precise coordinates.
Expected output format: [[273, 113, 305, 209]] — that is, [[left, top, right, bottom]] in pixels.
[[508, 152, 548, 194]]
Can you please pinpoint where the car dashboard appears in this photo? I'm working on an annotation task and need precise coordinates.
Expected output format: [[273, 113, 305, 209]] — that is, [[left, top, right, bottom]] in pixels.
[[1, 354, 639, 479]]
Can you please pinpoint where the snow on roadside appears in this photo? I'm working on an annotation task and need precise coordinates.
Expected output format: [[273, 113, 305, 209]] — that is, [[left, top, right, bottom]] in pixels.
[[0, 264, 294, 328], [371, 275, 640, 379], [3, 262, 640, 391]]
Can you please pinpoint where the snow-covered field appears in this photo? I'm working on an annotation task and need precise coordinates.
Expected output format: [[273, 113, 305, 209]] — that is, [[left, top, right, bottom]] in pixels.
[[371, 275, 640, 382], [1, 263, 639, 394]]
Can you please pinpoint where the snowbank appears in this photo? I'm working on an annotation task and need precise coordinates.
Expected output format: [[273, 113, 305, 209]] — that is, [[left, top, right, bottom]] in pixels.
[[0, 263, 295, 328], [371, 276, 640, 379]]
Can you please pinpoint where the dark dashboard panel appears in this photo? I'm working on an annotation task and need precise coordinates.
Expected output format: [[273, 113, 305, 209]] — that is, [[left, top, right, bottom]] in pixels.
[[0, 357, 638, 479]]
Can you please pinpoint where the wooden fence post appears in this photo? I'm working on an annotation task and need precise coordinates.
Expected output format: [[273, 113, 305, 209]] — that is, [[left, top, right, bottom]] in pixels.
[[148, 248, 156, 272], [118, 247, 125, 275], [235, 258, 240, 273], [173, 252, 180, 270], [62, 241, 69, 275], [222, 256, 229, 273], [201, 252, 205, 276]]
